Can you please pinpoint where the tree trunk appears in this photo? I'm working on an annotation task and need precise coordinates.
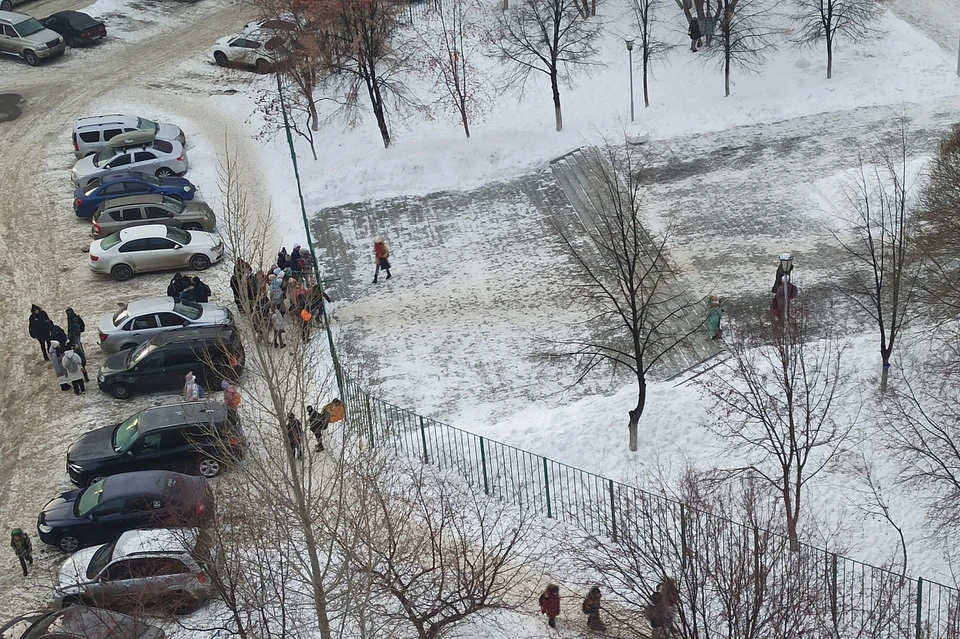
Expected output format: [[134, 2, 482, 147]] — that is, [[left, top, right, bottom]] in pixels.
[[591, 0, 596, 17], [308, 93, 320, 132], [628, 379, 647, 451], [783, 478, 800, 551], [642, 55, 650, 108], [369, 80, 391, 148], [550, 68, 563, 131], [459, 102, 471, 138], [826, 36, 833, 79], [724, 46, 731, 96], [501, 0, 508, 9]]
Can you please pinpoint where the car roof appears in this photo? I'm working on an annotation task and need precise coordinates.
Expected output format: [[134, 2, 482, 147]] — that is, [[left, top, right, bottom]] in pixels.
[[74, 114, 134, 130], [96, 171, 151, 184], [100, 194, 166, 209], [147, 325, 237, 347], [0, 10, 32, 22], [117, 224, 171, 240], [113, 528, 199, 558], [122, 296, 176, 315], [99, 470, 187, 498], [58, 10, 98, 21], [107, 129, 156, 148], [138, 402, 227, 433]]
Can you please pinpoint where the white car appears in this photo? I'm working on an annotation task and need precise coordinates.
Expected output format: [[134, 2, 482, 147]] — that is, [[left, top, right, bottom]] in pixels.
[[72, 129, 189, 188], [209, 32, 285, 73], [97, 297, 233, 353], [241, 18, 296, 35], [89, 225, 224, 282]]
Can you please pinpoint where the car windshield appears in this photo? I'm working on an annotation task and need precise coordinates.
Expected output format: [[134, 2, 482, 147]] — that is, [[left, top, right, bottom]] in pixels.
[[99, 232, 123, 250], [86, 539, 117, 579], [166, 226, 190, 245], [93, 145, 118, 167], [140, 173, 161, 186], [82, 179, 102, 195], [128, 341, 156, 367], [77, 481, 105, 517], [112, 413, 139, 452], [162, 195, 186, 213], [173, 299, 202, 320], [112, 307, 129, 327], [136, 117, 159, 134], [14, 18, 45, 36]]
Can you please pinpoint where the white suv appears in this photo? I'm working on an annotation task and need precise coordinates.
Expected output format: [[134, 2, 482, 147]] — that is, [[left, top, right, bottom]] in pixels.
[[73, 114, 186, 159]]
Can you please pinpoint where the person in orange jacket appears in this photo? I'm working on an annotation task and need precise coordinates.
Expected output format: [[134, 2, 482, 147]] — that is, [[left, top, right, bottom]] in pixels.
[[373, 237, 392, 283]]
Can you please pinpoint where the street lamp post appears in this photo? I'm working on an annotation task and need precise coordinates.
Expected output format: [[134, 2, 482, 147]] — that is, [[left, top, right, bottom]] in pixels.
[[625, 38, 635, 123]]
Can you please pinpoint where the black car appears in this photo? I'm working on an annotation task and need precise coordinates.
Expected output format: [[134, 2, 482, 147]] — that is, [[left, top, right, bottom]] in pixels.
[[0, 606, 164, 639], [40, 11, 106, 47], [37, 470, 214, 553], [97, 325, 244, 400], [67, 402, 245, 486]]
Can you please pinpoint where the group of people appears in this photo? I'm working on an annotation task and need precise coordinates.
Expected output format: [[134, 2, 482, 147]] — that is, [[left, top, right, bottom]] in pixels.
[[688, 14, 717, 52], [704, 253, 800, 340], [28, 304, 88, 395], [167, 272, 212, 303], [284, 398, 345, 458], [538, 579, 678, 635]]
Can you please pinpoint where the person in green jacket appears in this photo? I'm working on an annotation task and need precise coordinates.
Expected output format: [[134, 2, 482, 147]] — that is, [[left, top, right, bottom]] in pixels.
[[11, 529, 33, 576], [706, 295, 724, 340]]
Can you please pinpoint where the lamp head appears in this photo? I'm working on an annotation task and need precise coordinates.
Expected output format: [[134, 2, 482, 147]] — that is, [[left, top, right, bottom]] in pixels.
[[625, 38, 635, 51]]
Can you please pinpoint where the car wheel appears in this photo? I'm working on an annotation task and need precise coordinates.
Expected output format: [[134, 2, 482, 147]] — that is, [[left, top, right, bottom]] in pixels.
[[66, 36, 78, 47], [86, 475, 106, 487], [214, 51, 228, 67], [57, 535, 81, 553], [183, 223, 203, 231], [0, 0, 11, 10], [190, 254, 210, 270], [23, 50, 40, 66], [111, 264, 133, 281], [198, 457, 221, 478], [111, 382, 131, 400], [255, 58, 271, 74], [155, 167, 175, 178], [167, 591, 199, 615]]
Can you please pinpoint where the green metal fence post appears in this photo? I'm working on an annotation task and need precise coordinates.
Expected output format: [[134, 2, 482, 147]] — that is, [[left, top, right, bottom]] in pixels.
[[915, 577, 923, 639], [608, 479, 617, 542], [543, 458, 552, 519], [830, 554, 838, 631], [479, 437, 489, 495], [419, 416, 429, 464], [365, 393, 375, 449]]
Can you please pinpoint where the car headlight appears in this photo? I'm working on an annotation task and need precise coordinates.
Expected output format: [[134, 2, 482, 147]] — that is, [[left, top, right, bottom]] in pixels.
[[36, 43, 48, 50], [98, 374, 105, 383], [38, 524, 53, 534], [68, 462, 83, 473]]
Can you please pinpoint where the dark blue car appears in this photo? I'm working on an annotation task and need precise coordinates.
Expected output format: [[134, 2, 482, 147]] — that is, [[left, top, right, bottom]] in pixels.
[[37, 470, 214, 552], [73, 171, 197, 218]]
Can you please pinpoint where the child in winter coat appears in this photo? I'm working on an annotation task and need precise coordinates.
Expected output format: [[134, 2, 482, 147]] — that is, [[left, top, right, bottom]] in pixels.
[[373, 237, 392, 283], [689, 17, 702, 52], [539, 584, 561, 628], [183, 372, 203, 402], [270, 310, 286, 348], [62, 347, 85, 395], [582, 586, 606, 632], [10, 528, 32, 576], [706, 295, 724, 340]]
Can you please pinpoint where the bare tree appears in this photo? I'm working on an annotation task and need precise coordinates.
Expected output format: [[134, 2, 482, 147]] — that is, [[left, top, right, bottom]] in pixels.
[[548, 144, 703, 451], [631, 0, 671, 108], [494, 0, 601, 131], [413, 0, 490, 137], [833, 116, 922, 390], [792, 0, 881, 79], [704, 0, 777, 97], [699, 307, 853, 550], [918, 123, 960, 319]]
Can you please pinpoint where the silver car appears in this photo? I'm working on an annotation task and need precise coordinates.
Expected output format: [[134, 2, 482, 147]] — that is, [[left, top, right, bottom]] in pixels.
[[91, 194, 216, 239], [0, 606, 165, 639], [55, 528, 218, 614], [72, 130, 188, 188], [73, 114, 185, 159], [89, 225, 224, 281], [97, 297, 233, 353]]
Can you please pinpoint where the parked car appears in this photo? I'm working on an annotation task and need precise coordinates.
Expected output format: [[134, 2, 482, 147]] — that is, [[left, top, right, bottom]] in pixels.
[[0, 606, 164, 639], [209, 32, 285, 72], [67, 403, 244, 487], [41, 11, 104, 48], [55, 529, 219, 614], [37, 470, 214, 552], [73, 115, 184, 159], [72, 130, 188, 188], [0, 10, 65, 66], [74, 172, 196, 218], [97, 326, 244, 400], [91, 194, 215, 239], [240, 18, 296, 35], [97, 297, 232, 354], [89, 225, 224, 282]]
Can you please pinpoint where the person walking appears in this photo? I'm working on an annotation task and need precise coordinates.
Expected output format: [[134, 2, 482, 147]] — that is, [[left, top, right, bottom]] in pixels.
[[62, 346, 85, 395], [192, 276, 211, 303], [65, 307, 87, 368], [167, 272, 185, 298], [285, 412, 303, 459], [183, 372, 203, 402], [29, 305, 52, 361], [270, 309, 286, 348], [539, 584, 561, 629], [705, 295, 724, 340], [307, 399, 344, 452], [10, 529, 33, 577], [689, 17, 703, 52], [221, 380, 241, 410], [582, 586, 606, 632], [48, 340, 70, 391], [372, 237, 392, 283]]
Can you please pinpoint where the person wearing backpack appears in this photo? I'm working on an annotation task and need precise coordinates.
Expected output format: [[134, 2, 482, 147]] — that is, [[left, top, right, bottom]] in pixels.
[[538, 584, 561, 628], [65, 307, 87, 368], [62, 346, 85, 394]]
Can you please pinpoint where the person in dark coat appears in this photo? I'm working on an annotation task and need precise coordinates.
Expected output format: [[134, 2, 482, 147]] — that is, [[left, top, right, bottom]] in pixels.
[[29, 305, 52, 361], [539, 584, 561, 628], [10, 528, 32, 577], [285, 412, 303, 459], [277, 247, 290, 270], [179, 284, 198, 303], [65, 307, 87, 367], [167, 273, 185, 298], [582, 586, 606, 632], [45, 320, 67, 347], [192, 277, 211, 304], [689, 17, 703, 52]]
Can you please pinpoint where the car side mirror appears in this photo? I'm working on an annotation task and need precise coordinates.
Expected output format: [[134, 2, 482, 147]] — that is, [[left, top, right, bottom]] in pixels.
[[183, 321, 190, 327]]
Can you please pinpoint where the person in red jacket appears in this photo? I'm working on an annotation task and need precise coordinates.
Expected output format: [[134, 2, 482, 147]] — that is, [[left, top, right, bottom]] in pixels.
[[539, 584, 560, 628], [373, 236, 392, 283]]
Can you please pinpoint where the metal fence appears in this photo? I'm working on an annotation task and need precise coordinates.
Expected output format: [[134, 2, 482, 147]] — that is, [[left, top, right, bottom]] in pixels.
[[341, 371, 960, 638]]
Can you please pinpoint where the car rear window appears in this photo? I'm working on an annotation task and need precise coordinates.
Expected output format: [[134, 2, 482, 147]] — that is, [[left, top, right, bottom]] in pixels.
[[82, 179, 102, 195], [100, 232, 123, 250], [153, 140, 173, 154], [137, 117, 159, 134]]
